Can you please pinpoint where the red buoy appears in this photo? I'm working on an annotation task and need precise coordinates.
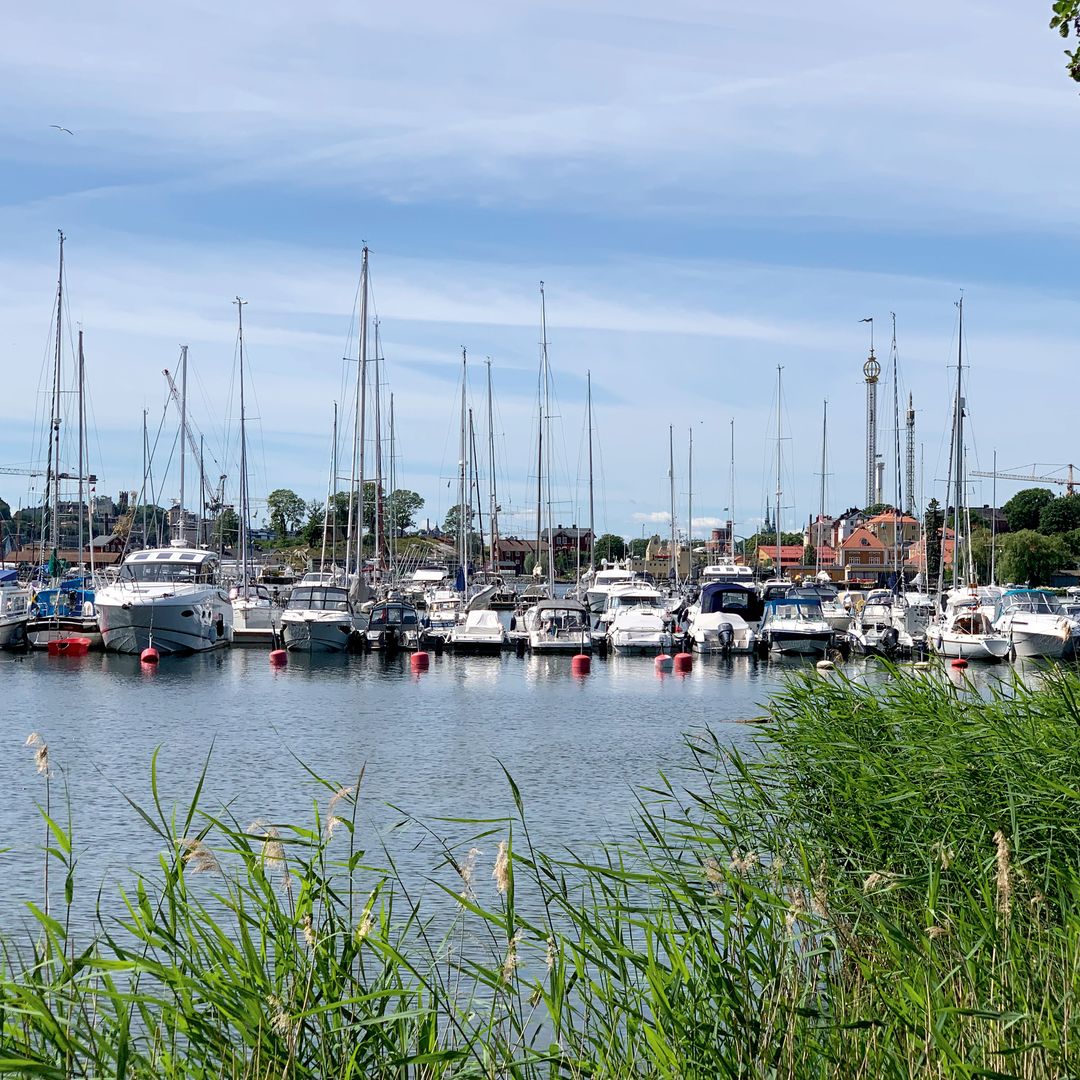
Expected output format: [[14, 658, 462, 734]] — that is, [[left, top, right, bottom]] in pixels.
[[951, 657, 968, 669], [571, 653, 591, 676], [410, 651, 430, 672], [269, 649, 288, 667], [655, 654, 673, 673], [673, 652, 693, 673], [47, 637, 91, 657], [140, 647, 160, 664]]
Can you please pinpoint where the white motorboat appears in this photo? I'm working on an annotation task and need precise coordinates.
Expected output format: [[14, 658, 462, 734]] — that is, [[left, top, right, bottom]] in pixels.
[[992, 589, 1074, 659], [0, 571, 30, 649], [598, 581, 668, 629], [280, 582, 361, 653], [447, 609, 507, 655], [758, 596, 833, 656], [928, 595, 1011, 661], [366, 599, 421, 651], [231, 583, 276, 632], [683, 581, 761, 654], [584, 565, 638, 614], [96, 543, 234, 654], [607, 607, 673, 654], [403, 567, 448, 607], [425, 588, 465, 633], [524, 598, 592, 653]]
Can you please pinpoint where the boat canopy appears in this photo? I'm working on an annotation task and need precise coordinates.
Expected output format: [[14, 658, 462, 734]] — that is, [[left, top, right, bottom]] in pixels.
[[996, 589, 1063, 616], [287, 585, 351, 612], [369, 601, 419, 627], [0, 569, 18, 585], [700, 582, 764, 620], [764, 597, 824, 619], [533, 598, 588, 614]]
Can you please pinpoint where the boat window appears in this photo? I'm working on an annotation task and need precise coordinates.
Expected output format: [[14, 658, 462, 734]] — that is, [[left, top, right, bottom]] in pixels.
[[287, 586, 350, 611], [120, 561, 215, 584]]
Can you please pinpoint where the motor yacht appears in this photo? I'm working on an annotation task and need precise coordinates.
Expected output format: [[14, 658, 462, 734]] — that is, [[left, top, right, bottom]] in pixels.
[[683, 581, 761, 654], [447, 609, 507, 655], [992, 588, 1074, 659], [366, 599, 421, 651], [523, 598, 592, 653], [758, 596, 833, 656], [928, 594, 1010, 661], [280, 580, 361, 653]]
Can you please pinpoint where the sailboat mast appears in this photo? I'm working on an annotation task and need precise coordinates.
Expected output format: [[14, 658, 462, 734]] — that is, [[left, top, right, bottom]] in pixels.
[[459, 348, 468, 591], [235, 297, 249, 592], [373, 319, 383, 572], [953, 298, 966, 585], [587, 371, 596, 574], [486, 359, 500, 574], [729, 418, 736, 561], [48, 231, 65, 564], [356, 249, 369, 579], [775, 366, 783, 577], [141, 409, 148, 547], [469, 408, 485, 567], [179, 344, 188, 542], [817, 400, 827, 576], [77, 328, 86, 567], [669, 425, 678, 588], [891, 314, 902, 583], [687, 425, 693, 580], [389, 393, 396, 576], [990, 448, 997, 585], [540, 283, 554, 592]]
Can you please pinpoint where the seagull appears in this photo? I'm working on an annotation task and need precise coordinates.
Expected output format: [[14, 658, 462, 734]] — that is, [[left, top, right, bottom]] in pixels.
[[50, 125, 74, 135]]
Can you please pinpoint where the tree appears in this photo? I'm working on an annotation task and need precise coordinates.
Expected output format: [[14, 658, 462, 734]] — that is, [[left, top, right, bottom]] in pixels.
[[998, 530, 1071, 586], [924, 499, 944, 585], [594, 533, 626, 562], [0, 496, 10, 521], [301, 501, 325, 547], [388, 490, 424, 534], [442, 504, 475, 538], [1051, 1, 1080, 81], [802, 543, 816, 566], [1002, 488, 1055, 533], [629, 538, 649, 558], [212, 508, 239, 548], [523, 552, 536, 575], [266, 488, 306, 540], [1040, 493, 1080, 534]]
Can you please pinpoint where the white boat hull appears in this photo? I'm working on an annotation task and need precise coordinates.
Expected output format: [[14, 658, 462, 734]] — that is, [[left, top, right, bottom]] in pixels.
[[609, 632, 673, 655], [0, 616, 28, 649], [528, 631, 592, 653], [97, 585, 234, 655], [281, 612, 354, 653], [1005, 629, 1069, 660], [929, 630, 1011, 661]]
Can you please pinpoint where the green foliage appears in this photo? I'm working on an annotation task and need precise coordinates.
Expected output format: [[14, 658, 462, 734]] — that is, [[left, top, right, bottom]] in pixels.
[[1002, 487, 1055, 532], [0, 495, 10, 520], [386, 488, 424, 533], [1051, 0, 1080, 80], [1041, 493, 1080, 534], [594, 532, 625, 562], [8, 671, 1080, 1074], [802, 543, 815, 565], [442, 503, 475, 538], [629, 537, 650, 558], [211, 507, 239, 548], [266, 487, 306, 540], [523, 552, 536, 575], [924, 498, 944, 584], [998, 528, 1072, 585]]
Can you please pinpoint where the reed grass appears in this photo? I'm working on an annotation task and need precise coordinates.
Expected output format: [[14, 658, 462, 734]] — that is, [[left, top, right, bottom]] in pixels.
[[4, 664, 1080, 1076]]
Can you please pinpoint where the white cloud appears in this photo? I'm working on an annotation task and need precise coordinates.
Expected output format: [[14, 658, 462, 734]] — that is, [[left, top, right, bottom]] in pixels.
[[633, 511, 672, 524]]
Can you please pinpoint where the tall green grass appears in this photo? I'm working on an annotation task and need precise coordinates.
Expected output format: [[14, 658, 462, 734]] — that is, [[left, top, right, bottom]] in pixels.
[[4, 665, 1080, 1076]]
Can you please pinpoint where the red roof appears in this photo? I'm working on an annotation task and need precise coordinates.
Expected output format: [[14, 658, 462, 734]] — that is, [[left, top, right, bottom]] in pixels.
[[865, 512, 919, 526], [841, 526, 885, 550]]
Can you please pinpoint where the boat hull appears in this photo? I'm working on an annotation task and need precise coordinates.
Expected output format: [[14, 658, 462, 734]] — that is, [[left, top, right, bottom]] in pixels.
[[97, 587, 234, 655], [27, 617, 103, 650], [1005, 629, 1069, 660], [281, 613, 354, 653], [929, 631, 1011, 661], [528, 633, 592, 653], [0, 617, 28, 649], [765, 630, 832, 656]]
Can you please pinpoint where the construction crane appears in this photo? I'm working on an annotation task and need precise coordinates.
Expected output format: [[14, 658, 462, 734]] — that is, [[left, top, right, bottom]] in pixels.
[[162, 367, 226, 513], [0, 466, 95, 481], [971, 464, 1077, 495]]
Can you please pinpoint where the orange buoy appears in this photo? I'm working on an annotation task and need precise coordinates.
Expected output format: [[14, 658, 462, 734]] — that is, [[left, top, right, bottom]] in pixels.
[[655, 654, 673, 673], [410, 651, 430, 672], [673, 652, 693, 673], [140, 647, 160, 664], [571, 653, 591, 676], [951, 657, 968, 669], [269, 649, 288, 667], [48, 637, 91, 657]]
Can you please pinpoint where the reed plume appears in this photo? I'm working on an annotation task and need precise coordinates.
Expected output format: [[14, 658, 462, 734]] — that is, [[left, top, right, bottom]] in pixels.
[[179, 837, 221, 874], [25, 732, 50, 777], [994, 830, 1012, 921], [325, 784, 355, 840], [493, 839, 510, 893]]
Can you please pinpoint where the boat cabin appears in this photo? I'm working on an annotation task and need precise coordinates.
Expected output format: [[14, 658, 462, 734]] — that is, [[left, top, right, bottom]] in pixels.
[[119, 548, 221, 584], [699, 582, 764, 622]]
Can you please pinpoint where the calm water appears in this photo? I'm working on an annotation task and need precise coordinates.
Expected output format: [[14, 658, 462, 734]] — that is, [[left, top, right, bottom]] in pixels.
[[0, 646, 1020, 939]]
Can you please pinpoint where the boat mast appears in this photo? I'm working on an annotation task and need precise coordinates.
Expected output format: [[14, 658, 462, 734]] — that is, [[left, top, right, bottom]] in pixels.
[[687, 425, 693, 582], [469, 407, 486, 572], [539, 283, 554, 593], [178, 344, 188, 543], [373, 318, 383, 575], [459, 348, 468, 593], [388, 393, 396, 576], [46, 230, 65, 569], [953, 298, 966, 585], [990, 448, 997, 585], [775, 366, 783, 578], [891, 313, 903, 586], [486, 359, 500, 575], [668, 425, 678, 589], [345, 247, 369, 583], [76, 328, 85, 569], [141, 409, 148, 547], [817, 400, 827, 576], [729, 418, 736, 561], [235, 297, 249, 594], [587, 370, 595, 572]]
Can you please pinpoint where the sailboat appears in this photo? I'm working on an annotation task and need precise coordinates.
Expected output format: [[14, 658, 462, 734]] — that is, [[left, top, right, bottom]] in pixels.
[[96, 346, 235, 654], [229, 299, 275, 638], [27, 234, 103, 649], [522, 283, 592, 653], [927, 299, 1010, 662]]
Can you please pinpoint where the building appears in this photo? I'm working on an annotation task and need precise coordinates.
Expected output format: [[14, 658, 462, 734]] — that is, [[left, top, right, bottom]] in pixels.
[[756, 544, 806, 575], [804, 514, 836, 549], [905, 527, 956, 575], [839, 526, 886, 573], [630, 535, 691, 580], [864, 511, 920, 550], [832, 508, 870, 548]]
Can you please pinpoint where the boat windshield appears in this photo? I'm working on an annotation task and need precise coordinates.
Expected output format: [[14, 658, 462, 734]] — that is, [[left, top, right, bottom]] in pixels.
[[369, 605, 418, 628], [610, 593, 661, 610], [287, 586, 351, 612], [1001, 591, 1062, 616], [120, 561, 217, 584], [769, 599, 823, 620]]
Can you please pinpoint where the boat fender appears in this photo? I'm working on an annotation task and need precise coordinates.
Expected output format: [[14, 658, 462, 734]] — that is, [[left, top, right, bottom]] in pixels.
[[82, 601, 94, 617], [215, 615, 225, 637]]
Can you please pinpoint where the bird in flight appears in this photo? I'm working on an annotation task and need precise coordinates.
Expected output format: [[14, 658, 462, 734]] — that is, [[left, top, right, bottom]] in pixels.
[[51, 125, 74, 135]]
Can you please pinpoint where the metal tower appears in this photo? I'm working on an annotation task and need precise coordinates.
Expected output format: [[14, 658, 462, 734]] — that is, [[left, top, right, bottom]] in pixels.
[[905, 392, 916, 516], [864, 349, 880, 507]]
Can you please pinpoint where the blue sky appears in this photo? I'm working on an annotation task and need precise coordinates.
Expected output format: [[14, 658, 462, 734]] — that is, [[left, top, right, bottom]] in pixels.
[[2, 2, 1078, 542]]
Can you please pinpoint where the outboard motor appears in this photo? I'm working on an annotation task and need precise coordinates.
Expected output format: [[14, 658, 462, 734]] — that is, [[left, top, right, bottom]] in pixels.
[[880, 626, 900, 655], [718, 621, 734, 654]]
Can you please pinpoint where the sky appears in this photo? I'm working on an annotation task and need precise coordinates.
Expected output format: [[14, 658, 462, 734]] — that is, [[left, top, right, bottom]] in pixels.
[[2, 1, 1078, 543]]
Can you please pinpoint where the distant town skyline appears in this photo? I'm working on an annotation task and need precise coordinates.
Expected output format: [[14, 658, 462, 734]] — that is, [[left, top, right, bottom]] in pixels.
[[2, 3, 1078, 542]]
